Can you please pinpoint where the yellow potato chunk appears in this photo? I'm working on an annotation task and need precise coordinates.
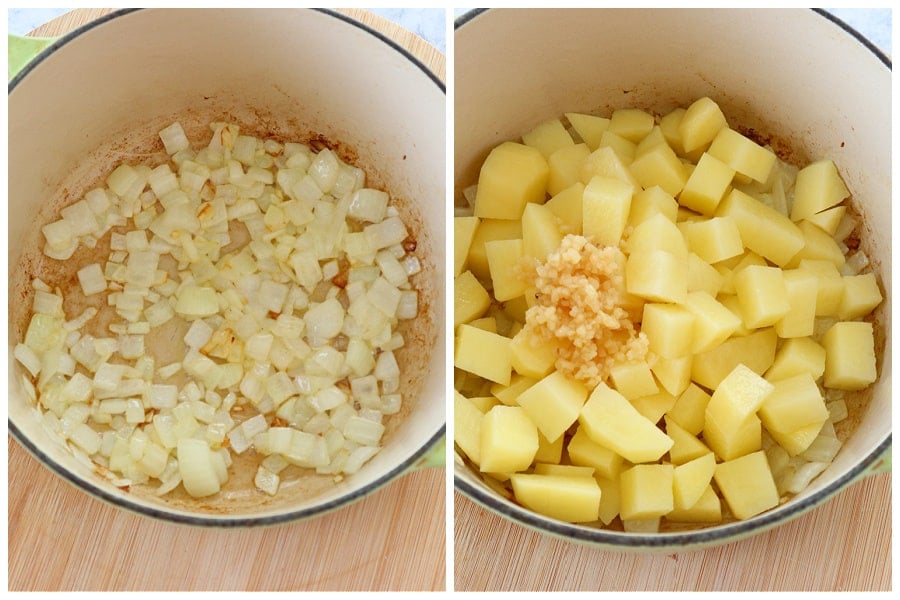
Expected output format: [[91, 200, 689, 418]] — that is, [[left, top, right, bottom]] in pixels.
[[454, 216, 480, 278], [626, 212, 688, 258], [468, 316, 497, 332], [565, 112, 610, 151], [533, 431, 564, 465], [580, 146, 640, 188], [484, 238, 527, 302], [454, 391, 484, 465], [631, 390, 677, 424], [691, 327, 777, 390], [567, 427, 625, 479], [667, 383, 711, 436], [629, 141, 688, 197], [678, 97, 728, 153], [547, 143, 591, 196], [582, 175, 634, 246], [838, 273, 883, 320], [454, 324, 512, 385], [797, 259, 845, 317], [522, 118, 575, 159], [768, 421, 825, 456], [629, 185, 679, 226], [681, 291, 742, 354], [705, 363, 773, 433], [667, 485, 722, 523], [625, 250, 687, 304], [686, 253, 725, 297], [713, 451, 779, 520], [468, 396, 500, 413], [544, 181, 585, 235], [490, 373, 537, 406], [765, 336, 826, 382], [474, 141, 549, 220], [650, 355, 692, 397], [822, 321, 877, 390], [479, 405, 538, 473], [521, 202, 563, 262], [517, 370, 589, 443], [665, 416, 712, 465], [804, 204, 847, 236], [511, 473, 601, 523], [642, 303, 695, 359], [579, 383, 673, 464], [620, 463, 674, 520], [733, 264, 790, 329], [759, 372, 829, 435], [788, 220, 846, 269], [704, 410, 761, 462], [465, 218, 522, 281], [679, 152, 736, 215], [790, 159, 850, 222], [609, 361, 659, 400], [682, 215, 743, 264], [454, 270, 491, 326], [596, 475, 622, 525], [533, 463, 595, 477], [673, 452, 717, 510], [706, 127, 776, 183], [609, 107, 656, 143], [717, 188, 804, 266], [509, 327, 559, 379], [600, 130, 637, 163], [774, 269, 819, 338]]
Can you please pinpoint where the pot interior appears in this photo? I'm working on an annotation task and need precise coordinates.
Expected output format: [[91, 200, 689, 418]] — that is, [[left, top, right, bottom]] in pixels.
[[454, 8, 890, 543], [8, 8, 446, 522]]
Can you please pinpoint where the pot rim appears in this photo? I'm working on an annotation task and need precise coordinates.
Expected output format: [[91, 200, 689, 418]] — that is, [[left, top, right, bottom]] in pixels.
[[7, 6, 446, 527]]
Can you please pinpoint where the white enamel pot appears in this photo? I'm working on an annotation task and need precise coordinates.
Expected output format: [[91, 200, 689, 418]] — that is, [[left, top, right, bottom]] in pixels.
[[8, 8, 446, 526], [454, 8, 890, 550]]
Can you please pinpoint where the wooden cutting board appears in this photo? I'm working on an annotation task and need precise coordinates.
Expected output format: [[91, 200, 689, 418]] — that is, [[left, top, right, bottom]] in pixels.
[[7, 8, 446, 592]]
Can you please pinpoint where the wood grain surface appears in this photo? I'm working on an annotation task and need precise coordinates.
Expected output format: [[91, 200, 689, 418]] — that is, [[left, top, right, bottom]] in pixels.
[[7, 8, 447, 592]]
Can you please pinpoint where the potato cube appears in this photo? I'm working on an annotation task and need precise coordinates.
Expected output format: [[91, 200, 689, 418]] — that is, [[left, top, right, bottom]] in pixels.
[[582, 175, 634, 246], [642, 303, 695, 359], [665, 416, 712, 464], [565, 112, 610, 151], [682, 216, 743, 264], [759, 372, 828, 434], [838, 273, 883, 320], [609, 361, 659, 400], [768, 421, 824, 456], [533, 463, 595, 477], [479, 405, 539, 473], [620, 464, 674, 520], [704, 410, 761, 461], [626, 250, 687, 304], [798, 259, 845, 317], [631, 390, 677, 424], [580, 146, 640, 188], [629, 141, 688, 196], [547, 143, 591, 196], [509, 328, 559, 379], [651, 355, 692, 397], [804, 204, 846, 236], [454, 216, 480, 278], [567, 427, 625, 479], [691, 327, 777, 390], [626, 212, 688, 258], [765, 337, 826, 382], [629, 185, 679, 226], [533, 431, 564, 464], [667, 485, 722, 523], [490, 373, 537, 406], [667, 383, 711, 436], [660, 107, 701, 161], [454, 391, 484, 465], [679, 97, 728, 153], [635, 126, 668, 156], [521, 202, 563, 262], [544, 182, 585, 235], [705, 363, 774, 433], [733, 265, 790, 329], [454, 270, 491, 326], [717, 189, 803, 266], [511, 473, 601, 523], [468, 317, 497, 332], [468, 396, 500, 413], [790, 159, 850, 222], [455, 324, 512, 385], [707, 127, 776, 183], [609, 107, 655, 143], [596, 475, 622, 525], [474, 142, 549, 220], [673, 452, 716, 509], [682, 291, 742, 354], [788, 220, 846, 269], [517, 370, 589, 443], [713, 451, 779, 520], [822, 321, 877, 390], [484, 238, 527, 302], [679, 153, 736, 215], [599, 130, 637, 163], [522, 118, 575, 159], [774, 269, 819, 338], [686, 253, 724, 297], [579, 383, 673, 463], [465, 218, 522, 281]]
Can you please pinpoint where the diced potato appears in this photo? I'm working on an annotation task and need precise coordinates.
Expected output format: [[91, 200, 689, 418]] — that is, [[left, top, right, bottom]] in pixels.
[[838, 273, 882, 320], [468, 396, 500, 413], [517, 370, 589, 443], [774, 269, 819, 338], [626, 212, 688, 258], [765, 336, 826, 382], [631, 390, 677, 424], [822, 321, 877, 390], [521, 202, 563, 261], [804, 204, 846, 236], [642, 303, 695, 359], [705, 363, 773, 433], [790, 159, 850, 222], [681, 216, 743, 264], [479, 405, 539, 473], [567, 427, 625, 479], [565, 112, 611, 151], [522, 118, 575, 159], [609, 361, 659, 400], [629, 185, 679, 226], [681, 291, 742, 354], [533, 463, 595, 477], [798, 259, 845, 317], [547, 143, 591, 196], [599, 130, 637, 163], [665, 416, 712, 464], [691, 328, 777, 390], [635, 126, 668, 156], [579, 146, 640, 188], [625, 250, 687, 304], [534, 430, 564, 464], [454, 216, 480, 278], [579, 383, 673, 464], [465, 218, 522, 281], [509, 327, 559, 379], [629, 141, 688, 196], [609, 107, 655, 143], [713, 450, 779, 520], [650, 355, 692, 397], [732, 264, 790, 329], [759, 372, 829, 435], [667, 485, 722, 523], [468, 316, 497, 332], [706, 127, 776, 183], [582, 175, 634, 246], [490, 373, 537, 406], [660, 107, 702, 161], [686, 253, 724, 297], [454, 324, 512, 385], [667, 383, 711, 436], [483, 238, 527, 302], [787, 220, 846, 269], [673, 452, 717, 509], [717, 189, 803, 266], [679, 152, 736, 215], [678, 97, 728, 153], [620, 463, 674, 520], [474, 142, 549, 220], [596, 475, 622, 525], [454, 270, 491, 326], [454, 391, 484, 464], [768, 420, 824, 456], [511, 473, 601, 523], [544, 182, 585, 235]]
